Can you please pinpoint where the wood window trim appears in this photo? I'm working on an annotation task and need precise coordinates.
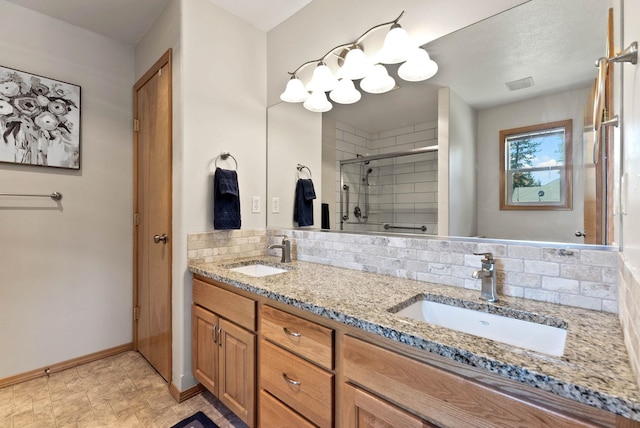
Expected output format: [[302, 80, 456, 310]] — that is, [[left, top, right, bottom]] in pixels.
[[499, 119, 573, 211]]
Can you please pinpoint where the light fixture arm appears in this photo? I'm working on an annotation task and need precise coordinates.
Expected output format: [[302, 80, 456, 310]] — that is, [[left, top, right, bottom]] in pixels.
[[287, 11, 406, 77]]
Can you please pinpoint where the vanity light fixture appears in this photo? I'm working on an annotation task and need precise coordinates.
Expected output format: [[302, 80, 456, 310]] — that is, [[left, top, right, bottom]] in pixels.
[[279, 11, 438, 112]]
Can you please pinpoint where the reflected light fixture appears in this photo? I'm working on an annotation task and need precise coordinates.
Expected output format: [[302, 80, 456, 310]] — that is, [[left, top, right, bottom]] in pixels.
[[303, 89, 333, 112], [329, 78, 361, 104], [280, 11, 438, 112], [398, 48, 438, 81], [360, 64, 396, 94]]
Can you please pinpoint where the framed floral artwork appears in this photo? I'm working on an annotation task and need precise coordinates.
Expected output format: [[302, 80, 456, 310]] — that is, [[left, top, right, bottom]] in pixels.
[[0, 65, 81, 170]]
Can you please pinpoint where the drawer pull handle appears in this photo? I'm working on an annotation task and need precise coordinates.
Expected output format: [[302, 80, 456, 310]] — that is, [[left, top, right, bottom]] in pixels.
[[283, 327, 302, 337], [282, 373, 301, 386]]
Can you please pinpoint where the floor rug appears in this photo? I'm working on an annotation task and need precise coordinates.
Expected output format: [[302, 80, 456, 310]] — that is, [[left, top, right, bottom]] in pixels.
[[171, 411, 219, 428]]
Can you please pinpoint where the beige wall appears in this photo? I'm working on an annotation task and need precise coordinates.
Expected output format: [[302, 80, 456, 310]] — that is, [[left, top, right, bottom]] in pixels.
[[618, 0, 640, 386], [476, 86, 590, 243], [0, 1, 135, 378]]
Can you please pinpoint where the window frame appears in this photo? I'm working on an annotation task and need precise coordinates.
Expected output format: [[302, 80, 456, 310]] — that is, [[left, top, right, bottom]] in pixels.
[[499, 119, 573, 211]]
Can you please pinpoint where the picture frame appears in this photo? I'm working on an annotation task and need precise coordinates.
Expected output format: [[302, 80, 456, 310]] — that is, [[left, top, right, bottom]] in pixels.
[[0, 64, 81, 170]]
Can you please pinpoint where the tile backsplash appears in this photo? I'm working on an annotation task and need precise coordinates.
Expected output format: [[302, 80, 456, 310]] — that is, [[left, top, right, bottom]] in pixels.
[[188, 228, 619, 313], [268, 229, 619, 313], [187, 229, 266, 263], [619, 253, 640, 387]]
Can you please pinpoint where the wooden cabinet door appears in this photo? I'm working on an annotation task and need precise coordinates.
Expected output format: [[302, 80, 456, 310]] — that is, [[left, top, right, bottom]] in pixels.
[[219, 317, 255, 427], [192, 304, 219, 394], [342, 383, 435, 428]]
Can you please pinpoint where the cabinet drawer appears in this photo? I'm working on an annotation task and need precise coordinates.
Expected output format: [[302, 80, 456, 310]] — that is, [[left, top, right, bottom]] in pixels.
[[261, 305, 333, 369], [193, 278, 255, 331], [343, 335, 597, 428], [260, 340, 333, 428], [259, 390, 315, 428]]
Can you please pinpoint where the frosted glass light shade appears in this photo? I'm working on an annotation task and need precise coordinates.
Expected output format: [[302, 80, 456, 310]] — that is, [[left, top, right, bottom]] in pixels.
[[306, 62, 338, 92], [360, 64, 395, 94], [338, 48, 373, 80], [303, 90, 333, 112], [398, 48, 439, 82], [329, 79, 361, 104], [377, 24, 413, 64], [280, 77, 309, 102]]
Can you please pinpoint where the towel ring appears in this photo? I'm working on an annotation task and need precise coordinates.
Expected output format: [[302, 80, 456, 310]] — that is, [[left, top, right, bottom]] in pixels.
[[215, 151, 238, 170], [296, 164, 312, 179]]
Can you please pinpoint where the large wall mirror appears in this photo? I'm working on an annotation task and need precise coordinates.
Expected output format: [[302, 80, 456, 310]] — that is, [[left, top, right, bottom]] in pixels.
[[267, 0, 619, 247]]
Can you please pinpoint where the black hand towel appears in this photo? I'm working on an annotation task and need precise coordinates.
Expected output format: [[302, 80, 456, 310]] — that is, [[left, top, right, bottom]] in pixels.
[[293, 178, 316, 227], [213, 167, 241, 230]]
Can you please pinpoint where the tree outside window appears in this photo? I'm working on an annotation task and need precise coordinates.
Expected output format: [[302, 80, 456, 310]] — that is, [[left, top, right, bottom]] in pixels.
[[499, 120, 572, 210]]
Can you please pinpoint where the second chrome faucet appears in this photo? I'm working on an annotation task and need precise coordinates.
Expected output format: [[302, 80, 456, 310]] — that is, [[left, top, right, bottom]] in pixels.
[[472, 252, 498, 303]]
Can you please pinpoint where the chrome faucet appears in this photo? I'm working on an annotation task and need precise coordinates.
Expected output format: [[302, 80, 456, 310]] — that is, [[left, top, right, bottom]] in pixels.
[[268, 235, 291, 263], [472, 252, 498, 303]]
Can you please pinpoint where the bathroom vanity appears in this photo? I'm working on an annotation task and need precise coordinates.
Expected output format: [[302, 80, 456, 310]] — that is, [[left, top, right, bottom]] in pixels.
[[189, 257, 640, 427]]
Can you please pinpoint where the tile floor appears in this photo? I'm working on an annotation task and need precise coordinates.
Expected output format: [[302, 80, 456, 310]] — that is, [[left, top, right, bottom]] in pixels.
[[0, 351, 247, 428]]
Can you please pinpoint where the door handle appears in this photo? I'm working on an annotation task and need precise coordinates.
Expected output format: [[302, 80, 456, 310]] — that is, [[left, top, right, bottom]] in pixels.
[[153, 234, 168, 244], [575, 231, 586, 237]]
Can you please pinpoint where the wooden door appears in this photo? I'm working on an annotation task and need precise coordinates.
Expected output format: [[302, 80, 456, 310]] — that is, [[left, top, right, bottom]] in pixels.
[[219, 318, 255, 426], [133, 50, 172, 381], [192, 305, 219, 393], [341, 383, 435, 428]]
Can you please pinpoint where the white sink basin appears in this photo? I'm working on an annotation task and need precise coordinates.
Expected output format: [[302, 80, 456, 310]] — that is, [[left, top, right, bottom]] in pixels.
[[394, 300, 567, 356], [228, 264, 288, 277]]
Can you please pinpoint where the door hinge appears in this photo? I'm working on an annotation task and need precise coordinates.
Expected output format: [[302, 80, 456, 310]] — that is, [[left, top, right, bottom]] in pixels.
[[134, 118, 140, 132], [134, 212, 140, 226], [133, 306, 140, 321]]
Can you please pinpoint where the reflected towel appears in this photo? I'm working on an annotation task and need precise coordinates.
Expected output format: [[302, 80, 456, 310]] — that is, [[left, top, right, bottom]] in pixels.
[[214, 167, 241, 229], [294, 179, 316, 227]]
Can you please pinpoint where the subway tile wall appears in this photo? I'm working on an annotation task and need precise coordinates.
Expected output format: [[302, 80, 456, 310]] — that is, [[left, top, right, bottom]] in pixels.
[[335, 121, 439, 234], [619, 253, 640, 386]]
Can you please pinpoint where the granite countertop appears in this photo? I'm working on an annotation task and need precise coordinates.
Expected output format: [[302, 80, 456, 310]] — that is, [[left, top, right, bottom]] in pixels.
[[188, 256, 640, 420]]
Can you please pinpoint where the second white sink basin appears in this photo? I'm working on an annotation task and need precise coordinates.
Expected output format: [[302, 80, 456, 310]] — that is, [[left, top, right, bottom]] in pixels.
[[228, 264, 288, 277], [394, 300, 567, 356]]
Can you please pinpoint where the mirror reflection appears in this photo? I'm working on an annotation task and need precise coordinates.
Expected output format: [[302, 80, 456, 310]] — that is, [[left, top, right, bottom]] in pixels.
[[267, 0, 617, 247]]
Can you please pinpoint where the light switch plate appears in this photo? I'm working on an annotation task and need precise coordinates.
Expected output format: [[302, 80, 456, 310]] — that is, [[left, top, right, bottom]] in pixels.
[[271, 197, 280, 213], [252, 196, 261, 213]]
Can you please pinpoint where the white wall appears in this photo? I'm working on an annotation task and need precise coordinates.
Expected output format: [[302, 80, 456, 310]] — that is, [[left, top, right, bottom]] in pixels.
[[447, 89, 477, 237], [267, 102, 322, 229], [136, 0, 267, 391], [476, 86, 590, 242], [438, 87, 477, 238], [0, 1, 134, 378], [619, 0, 640, 384]]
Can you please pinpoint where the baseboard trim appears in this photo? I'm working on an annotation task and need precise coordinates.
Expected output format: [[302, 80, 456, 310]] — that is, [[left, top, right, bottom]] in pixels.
[[0, 343, 133, 389], [170, 382, 205, 402]]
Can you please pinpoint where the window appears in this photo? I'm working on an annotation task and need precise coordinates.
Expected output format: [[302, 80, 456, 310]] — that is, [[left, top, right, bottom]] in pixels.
[[499, 120, 572, 210]]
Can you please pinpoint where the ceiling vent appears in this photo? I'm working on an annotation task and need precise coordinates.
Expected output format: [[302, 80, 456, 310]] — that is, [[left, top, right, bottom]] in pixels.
[[505, 76, 534, 91]]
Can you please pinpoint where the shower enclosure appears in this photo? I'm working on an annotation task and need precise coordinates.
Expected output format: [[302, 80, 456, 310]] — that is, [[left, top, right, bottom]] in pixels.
[[339, 146, 438, 234]]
